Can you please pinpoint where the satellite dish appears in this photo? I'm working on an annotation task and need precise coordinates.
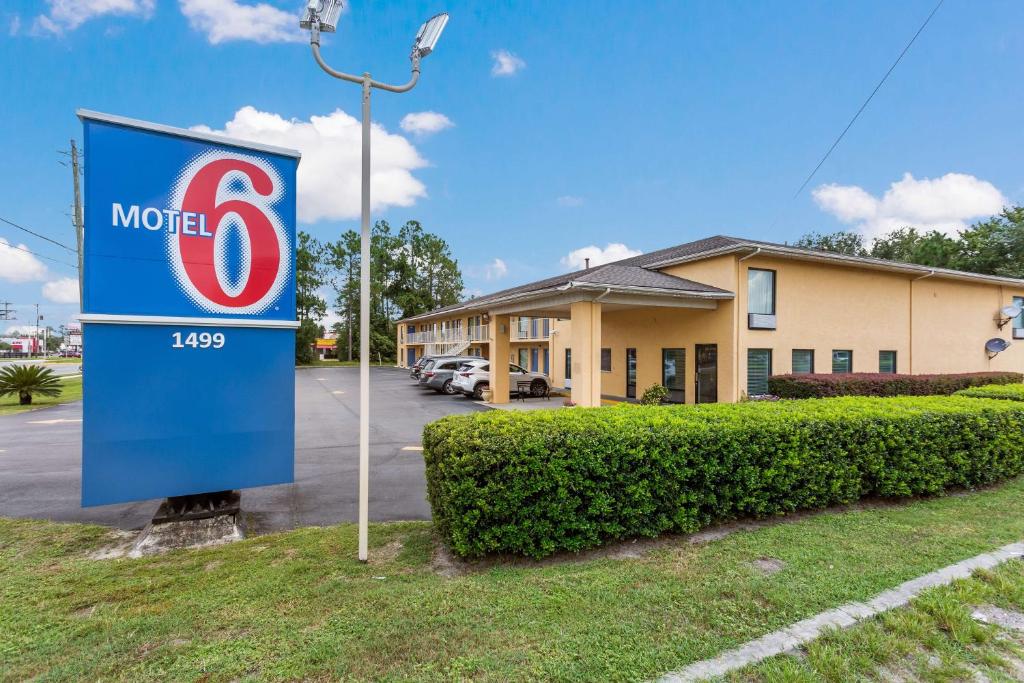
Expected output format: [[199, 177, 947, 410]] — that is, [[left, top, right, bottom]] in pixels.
[[985, 337, 1010, 358], [996, 304, 1023, 329]]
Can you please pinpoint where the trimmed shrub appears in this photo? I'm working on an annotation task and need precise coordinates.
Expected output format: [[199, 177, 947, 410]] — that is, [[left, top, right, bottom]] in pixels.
[[956, 383, 1024, 401], [768, 372, 1022, 399], [639, 384, 669, 405], [423, 396, 1024, 559]]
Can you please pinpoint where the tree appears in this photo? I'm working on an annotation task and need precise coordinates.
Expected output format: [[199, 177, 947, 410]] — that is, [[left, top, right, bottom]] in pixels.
[[955, 207, 1024, 278], [296, 231, 327, 322], [0, 364, 62, 405], [328, 230, 360, 361], [327, 220, 463, 363], [791, 231, 868, 256], [295, 319, 319, 366], [869, 228, 959, 269], [792, 206, 1024, 278]]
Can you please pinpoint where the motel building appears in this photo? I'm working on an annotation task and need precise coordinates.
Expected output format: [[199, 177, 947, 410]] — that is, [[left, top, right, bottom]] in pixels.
[[396, 235, 1024, 407]]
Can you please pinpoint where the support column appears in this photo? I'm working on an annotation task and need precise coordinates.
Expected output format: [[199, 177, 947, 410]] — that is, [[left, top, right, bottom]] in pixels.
[[570, 301, 602, 407], [488, 314, 510, 404]]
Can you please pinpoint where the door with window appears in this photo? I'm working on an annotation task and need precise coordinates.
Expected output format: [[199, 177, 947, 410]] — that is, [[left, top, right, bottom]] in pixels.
[[662, 348, 685, 403], [747, 348, 771, 396], [625, 348, 637, 399], [696, 344, 718, 403], [518, 348, 529, 369]]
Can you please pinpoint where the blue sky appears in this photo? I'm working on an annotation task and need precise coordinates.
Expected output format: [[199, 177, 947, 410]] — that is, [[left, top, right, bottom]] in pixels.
[[2, 0, 1023, 331]]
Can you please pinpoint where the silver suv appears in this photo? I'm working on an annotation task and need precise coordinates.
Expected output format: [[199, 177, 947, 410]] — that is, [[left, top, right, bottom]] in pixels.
[[418, 356, 481, 394], [451, 359, 550, 400]]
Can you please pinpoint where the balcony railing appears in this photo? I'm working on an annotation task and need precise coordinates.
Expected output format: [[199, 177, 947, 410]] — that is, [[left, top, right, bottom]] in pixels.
[[404, 320, 552, 344], [512, 321, 551, 341]]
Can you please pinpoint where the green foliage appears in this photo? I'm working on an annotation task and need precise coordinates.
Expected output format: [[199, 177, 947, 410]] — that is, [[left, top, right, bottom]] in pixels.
[[639, 383, 669, 405], [423, 396, 1024, 558], [0, 364, 62, 405], [296, 231, 327, 322], [792, 230, 869, 256], [955, 383, 1024, 401], [327, 220, 463, 363], [794, 206, 1024, 277], [295, 319, 319, 365], [768, 372, 1021, 399]]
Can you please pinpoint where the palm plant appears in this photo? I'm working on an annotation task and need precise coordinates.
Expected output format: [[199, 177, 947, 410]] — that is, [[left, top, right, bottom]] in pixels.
[[0, 364, 63, 405]]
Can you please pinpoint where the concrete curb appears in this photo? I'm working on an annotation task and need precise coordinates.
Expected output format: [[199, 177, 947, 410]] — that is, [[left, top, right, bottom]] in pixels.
[[657, 541, 1024, 683]]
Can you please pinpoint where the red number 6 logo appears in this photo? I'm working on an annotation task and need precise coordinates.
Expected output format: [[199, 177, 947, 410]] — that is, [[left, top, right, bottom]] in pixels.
[[169, 151, 289, 315]]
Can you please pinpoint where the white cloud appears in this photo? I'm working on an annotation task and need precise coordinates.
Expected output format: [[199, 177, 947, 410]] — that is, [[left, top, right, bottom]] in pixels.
[[483, 258, 507, 281], [491, 49, 525, 77], [561, 243, 642, 270], [179, 0, 305, 44], [813, 172, 1007, 240], [33, 0, 153, 34], [42, 277, 80, 304], [9, 14, 22, 35], [557, 195, 584, 207], [5, 325, 41, 336], [0, 238, 48, 283], [399, 111, 454, 136], [193, 106, 429, 223]]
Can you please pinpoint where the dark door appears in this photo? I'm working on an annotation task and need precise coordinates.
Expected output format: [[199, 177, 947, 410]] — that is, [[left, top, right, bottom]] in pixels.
[[626, 348, 637, 399], [407, 348, 416, 367], [695, 344, 718, 404]]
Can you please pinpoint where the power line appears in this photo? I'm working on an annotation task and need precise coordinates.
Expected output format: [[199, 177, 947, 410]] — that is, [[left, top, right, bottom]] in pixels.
[[0, 237, 79, 269], [0, 215, 77, 253], [774, 0, 945, 226]]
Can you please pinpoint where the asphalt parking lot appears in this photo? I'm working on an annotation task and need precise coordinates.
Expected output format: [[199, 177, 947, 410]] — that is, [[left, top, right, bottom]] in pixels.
[[0, 366, 486, 533]]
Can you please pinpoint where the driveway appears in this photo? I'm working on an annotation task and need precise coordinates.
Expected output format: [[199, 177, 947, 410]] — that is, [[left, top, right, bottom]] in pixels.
[[0, 366, 486, 533]]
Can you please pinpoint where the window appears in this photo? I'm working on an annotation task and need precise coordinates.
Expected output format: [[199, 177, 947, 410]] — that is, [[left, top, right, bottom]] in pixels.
[[1015, 297, 1024, 335], [747, 349, 772, 396], [518, 348, 529, 368], [748, 269, 776, 314], [832, 350, 853, 374], [565, 348, 572, 380], [542, 318, 550, 337], [792, 349, 814, 374], [517, 317, 529, 338], [879, 350, 897, 374], [601, 348, 612, 372], [662, 348, 686, 404]]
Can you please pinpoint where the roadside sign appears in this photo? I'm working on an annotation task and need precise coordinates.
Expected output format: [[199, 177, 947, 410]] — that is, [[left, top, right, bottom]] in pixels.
[[78, 110, 301, 506]]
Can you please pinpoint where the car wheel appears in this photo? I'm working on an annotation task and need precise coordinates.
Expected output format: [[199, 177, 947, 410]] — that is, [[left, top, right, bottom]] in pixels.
[[442, 379, 456, 395], [472, 382, 488, 400], [530, 378, 547, 397]]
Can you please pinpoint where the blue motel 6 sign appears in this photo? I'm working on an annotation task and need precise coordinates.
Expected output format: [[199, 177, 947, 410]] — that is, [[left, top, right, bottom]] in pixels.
[[78, 110, 300, 506]]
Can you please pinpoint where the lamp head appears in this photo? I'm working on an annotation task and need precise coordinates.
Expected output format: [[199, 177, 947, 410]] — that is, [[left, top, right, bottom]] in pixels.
[[413, 12, 449, 58], [300, 0, 343, 33]]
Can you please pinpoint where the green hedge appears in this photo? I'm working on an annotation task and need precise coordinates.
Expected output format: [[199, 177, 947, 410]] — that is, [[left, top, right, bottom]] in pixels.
[[768, 372, 1022, 399], [956, 383, 1024, 401], [423, 397, 1024, 558]]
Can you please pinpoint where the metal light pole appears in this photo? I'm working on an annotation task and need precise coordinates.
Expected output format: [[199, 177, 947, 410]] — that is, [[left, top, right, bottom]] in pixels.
[[300, 2, 449, 562]]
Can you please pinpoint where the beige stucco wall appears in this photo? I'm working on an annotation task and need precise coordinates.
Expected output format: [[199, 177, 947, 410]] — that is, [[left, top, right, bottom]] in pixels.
[[732, 255, 1024, 398], [396, 254, 1024, 397], [911, 278, 1024, 374]]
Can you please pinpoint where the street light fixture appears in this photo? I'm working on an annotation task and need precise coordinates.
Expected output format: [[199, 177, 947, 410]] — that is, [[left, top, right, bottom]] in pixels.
[[300, 3, 448, 563]]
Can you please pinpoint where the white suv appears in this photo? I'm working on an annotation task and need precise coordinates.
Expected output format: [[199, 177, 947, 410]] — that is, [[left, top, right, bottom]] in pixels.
[[452, 359, 550, 400]]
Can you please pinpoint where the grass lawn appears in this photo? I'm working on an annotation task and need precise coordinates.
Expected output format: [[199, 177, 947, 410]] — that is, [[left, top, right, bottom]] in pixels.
[[0, 375, 81, 416], [730, 559, 1024, 682], [4, 478, 1024, 681]]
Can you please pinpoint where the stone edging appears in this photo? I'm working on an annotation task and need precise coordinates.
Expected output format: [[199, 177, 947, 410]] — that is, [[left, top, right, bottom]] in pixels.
[[657, 541, 1024, 683]]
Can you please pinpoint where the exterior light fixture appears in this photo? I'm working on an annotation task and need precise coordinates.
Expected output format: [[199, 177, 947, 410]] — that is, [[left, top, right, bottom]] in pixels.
[[299, 5, 448, 563]]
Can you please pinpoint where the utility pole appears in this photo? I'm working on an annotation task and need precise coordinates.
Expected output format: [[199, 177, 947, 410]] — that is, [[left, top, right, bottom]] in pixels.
[[0, 301, 14, 321], [70, 140, 85, 309], [35, 304, 40, 358]]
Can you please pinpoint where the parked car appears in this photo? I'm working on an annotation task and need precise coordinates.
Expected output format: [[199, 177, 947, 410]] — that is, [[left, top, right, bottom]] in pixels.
[[451, 359, 549, 400], [409, 355, 434, 380], [418, 356, 480, 394]]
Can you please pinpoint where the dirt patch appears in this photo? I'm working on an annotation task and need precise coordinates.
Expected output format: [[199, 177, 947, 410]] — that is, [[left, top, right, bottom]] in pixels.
[[972, 604, 1024, 632], [368, 540, 403, 566], [752, 557, 786, 575], [86, 529, 137, 560]]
